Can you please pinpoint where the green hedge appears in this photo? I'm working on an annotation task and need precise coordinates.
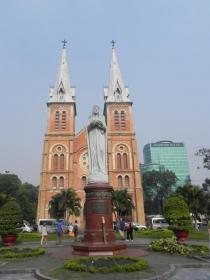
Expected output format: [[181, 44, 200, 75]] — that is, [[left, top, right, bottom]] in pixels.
[[135, 229, 174, 239], [0, 247, 45, 258], [64, 256, 148, 273]]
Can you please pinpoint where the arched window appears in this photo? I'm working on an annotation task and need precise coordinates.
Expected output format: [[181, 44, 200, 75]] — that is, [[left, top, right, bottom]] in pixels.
[[54, 154, 58, 171], [52, 177, 57, 189], [117, 153, 122, 169], [118, 175, 123, 188], [60, 154, 64, 170], [114, 110, 119, 129], [55, 111, 60, 129], [61, 111, 66, 129], [121, 110, 126, 129], [123, 153, 128, 169], [59, 176, 64, 188], [125, 175, 130, 189], [81, 176, 87, 188]]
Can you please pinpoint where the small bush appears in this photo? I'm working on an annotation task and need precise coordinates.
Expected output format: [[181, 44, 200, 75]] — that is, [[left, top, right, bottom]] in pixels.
[[0, 247, 45, 258], [0, 200, 22, 235], [164, 195, 192, 232], [150, 236, 208, 256], [64, 256, 148, 273]]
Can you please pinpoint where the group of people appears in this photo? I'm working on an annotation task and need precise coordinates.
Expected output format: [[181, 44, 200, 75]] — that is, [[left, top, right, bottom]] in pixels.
[[40, 217, 133, 246], [40, 220, 78, 246], [117, 218, 134, 241]]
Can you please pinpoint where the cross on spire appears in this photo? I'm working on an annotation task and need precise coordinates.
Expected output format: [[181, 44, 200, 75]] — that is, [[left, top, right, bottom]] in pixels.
[[62, 39, 67, 49], [110, 40, 116, 49]]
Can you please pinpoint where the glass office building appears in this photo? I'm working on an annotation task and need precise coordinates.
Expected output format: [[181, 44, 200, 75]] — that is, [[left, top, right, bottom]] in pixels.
[[143, 141, 191, 188]]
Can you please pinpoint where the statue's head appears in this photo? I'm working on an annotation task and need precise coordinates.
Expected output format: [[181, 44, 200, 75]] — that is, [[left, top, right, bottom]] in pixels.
[[92, 105, 100, 116]]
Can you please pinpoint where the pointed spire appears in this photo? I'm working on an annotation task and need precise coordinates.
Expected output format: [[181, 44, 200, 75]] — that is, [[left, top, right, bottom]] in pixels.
[[48, 41, 75, 103], [104, 41, 130, 103]]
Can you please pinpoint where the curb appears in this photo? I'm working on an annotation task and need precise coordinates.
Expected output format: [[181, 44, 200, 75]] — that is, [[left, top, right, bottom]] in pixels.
[[35, 269, 57, 280], [1, 263, 210, 280], [0, 265, 176, 280]]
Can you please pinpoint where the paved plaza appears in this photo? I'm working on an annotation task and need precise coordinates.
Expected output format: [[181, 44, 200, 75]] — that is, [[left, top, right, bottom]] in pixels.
[[0, 238, 210, 280]]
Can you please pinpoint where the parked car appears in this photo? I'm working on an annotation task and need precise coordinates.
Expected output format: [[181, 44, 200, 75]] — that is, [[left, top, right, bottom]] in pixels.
[[132, 222, 147, 231], [21, 220, 33, 233], [151, 217, 169, 229], [37, 219, 57, 233]]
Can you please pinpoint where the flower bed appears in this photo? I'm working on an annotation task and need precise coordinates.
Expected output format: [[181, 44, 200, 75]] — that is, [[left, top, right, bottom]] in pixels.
[[149, 236, 208, 256], [0, 247, 45, 258], [64, 256, 148, 273]]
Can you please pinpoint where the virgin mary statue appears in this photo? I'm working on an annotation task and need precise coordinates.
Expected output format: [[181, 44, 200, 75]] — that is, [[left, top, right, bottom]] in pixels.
[[87, 105, 108, 183]]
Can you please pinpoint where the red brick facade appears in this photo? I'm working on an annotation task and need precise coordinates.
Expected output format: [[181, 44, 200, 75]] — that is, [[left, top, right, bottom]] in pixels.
[[37, 48, 145, 225]]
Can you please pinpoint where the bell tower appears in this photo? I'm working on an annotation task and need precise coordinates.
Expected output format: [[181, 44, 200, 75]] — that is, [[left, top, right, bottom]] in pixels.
[[104, 42, 145, 224], [37, 42, 76, 220]]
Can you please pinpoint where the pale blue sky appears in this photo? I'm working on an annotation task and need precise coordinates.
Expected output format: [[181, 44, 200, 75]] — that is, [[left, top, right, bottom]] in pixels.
[[0, 0, 209, 185]]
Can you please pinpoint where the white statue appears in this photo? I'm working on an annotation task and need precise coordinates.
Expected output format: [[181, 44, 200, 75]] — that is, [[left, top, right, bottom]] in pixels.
[[87, 105, 108, 183]]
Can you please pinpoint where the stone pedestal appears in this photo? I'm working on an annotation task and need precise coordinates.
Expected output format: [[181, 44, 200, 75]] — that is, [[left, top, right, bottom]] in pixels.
[[73, 182, 127, 256]]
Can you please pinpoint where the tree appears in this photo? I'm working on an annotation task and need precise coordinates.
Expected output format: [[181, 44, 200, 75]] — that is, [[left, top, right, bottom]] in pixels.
[[142, 170, 177, 215], [176, 184, 208, 228], [0, 173, 21, 197], [202, 178, 210, 193], [49, 189, 81, 220], [0, 173, 38, 223], [111, 189, 135, 220], [195, 148, 210, 170], [16, 183, 38, 223]]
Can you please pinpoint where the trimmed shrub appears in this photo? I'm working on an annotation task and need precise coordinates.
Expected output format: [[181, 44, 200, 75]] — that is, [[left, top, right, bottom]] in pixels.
[[64, 256, 148, 273], [0, 247, 45, 258], [0, 200, 22, 235], [164, 195, 192, 232]]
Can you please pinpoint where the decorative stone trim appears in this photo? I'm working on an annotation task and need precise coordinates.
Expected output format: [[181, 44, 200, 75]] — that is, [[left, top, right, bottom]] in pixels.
[[86, 191, 112, 199]]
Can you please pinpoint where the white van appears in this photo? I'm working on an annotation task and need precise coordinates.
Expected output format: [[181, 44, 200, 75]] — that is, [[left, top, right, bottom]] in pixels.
[[151, 217, 169, 229], [38, 219, 57, 233]]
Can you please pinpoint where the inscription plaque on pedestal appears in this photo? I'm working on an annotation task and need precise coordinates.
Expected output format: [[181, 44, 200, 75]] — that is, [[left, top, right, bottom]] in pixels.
[[92, 202, 108, 214]]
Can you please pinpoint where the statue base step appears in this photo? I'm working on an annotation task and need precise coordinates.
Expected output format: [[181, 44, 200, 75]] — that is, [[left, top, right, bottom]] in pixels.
[[72, 241, 127, 256]]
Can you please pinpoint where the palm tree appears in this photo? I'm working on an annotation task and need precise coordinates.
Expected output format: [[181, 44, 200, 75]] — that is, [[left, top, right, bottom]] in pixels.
[[111, 189, 135, 220], [49, 189, 81, 220]]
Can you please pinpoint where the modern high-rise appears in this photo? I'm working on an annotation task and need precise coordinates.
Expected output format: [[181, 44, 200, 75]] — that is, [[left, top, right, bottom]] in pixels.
[[143, 141, 191, 188]]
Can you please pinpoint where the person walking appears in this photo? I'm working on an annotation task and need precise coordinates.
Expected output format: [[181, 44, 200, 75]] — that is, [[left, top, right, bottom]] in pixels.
[[68, 222, 74, 238], [126, 221, 134, 241], [73, 220, 79, 241], [118, 218, 125, 240], [56, 219, 63, 245], [40, 223, 48, 246]]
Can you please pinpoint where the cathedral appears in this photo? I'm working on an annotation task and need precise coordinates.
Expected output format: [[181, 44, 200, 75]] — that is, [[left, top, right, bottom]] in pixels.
[[37, 42, 145, 225]]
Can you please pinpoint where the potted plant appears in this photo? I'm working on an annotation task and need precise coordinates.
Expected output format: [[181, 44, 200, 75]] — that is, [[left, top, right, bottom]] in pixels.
[[164, 195, 192, 242], [0, 200, 22, 246]]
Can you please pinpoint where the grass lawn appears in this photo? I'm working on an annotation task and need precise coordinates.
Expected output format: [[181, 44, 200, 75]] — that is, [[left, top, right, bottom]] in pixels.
[[43, 266, 155, 280], [0, 232, 70, 243], [117, 229, 208, 240], [0, 229, 208, 243], [188, 230, 208, 240]]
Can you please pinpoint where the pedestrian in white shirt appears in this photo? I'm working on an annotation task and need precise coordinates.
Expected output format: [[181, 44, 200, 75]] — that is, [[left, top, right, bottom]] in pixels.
[[40, 223, 48, 246]]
